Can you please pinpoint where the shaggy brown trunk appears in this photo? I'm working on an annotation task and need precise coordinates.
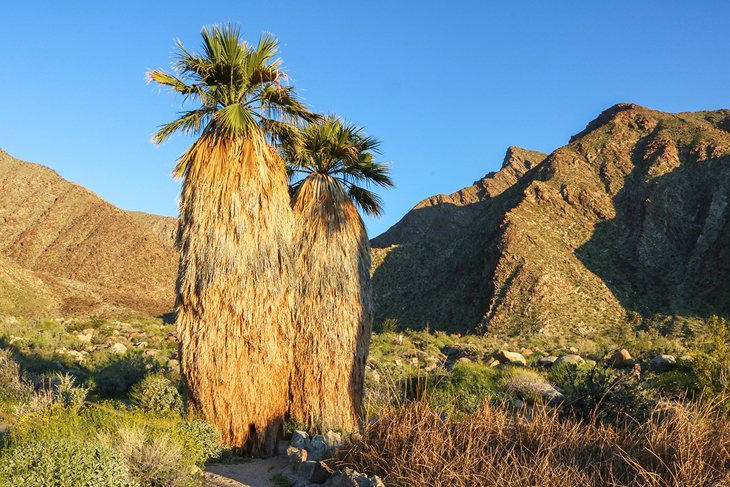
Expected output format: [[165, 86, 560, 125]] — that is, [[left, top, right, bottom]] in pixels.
[[176, 132, 293, 456], [289, 175, 372, 433]]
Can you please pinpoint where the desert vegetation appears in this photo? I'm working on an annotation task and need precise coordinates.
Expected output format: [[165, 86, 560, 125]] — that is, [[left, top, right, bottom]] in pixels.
[[1, 313, 729, 485]]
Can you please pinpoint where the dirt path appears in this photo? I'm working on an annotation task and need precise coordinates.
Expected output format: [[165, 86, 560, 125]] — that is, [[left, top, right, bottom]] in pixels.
[[203, 442, 292, 487]]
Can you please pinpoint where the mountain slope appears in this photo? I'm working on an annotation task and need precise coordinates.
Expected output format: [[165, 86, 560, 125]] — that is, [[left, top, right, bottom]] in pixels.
[[0, 149, 177, 316], [372, 147, 547, 248], [372, 104, 730, 335]]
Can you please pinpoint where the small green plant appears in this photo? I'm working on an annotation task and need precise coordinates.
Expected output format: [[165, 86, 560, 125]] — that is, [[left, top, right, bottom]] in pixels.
[[54, 372, 89, 409], [129, 373, 182, 413], [92, 352, 148, 396], [376, 318, 401, 334], [178, 419, 225, 463], [0, 438, 135, 486], [100, 426, 192, 487], [0, 348, 33, 407]]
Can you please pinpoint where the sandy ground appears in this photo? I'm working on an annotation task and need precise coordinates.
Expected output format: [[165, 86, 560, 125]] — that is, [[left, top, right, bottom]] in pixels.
[[203, 441, 292, 487]]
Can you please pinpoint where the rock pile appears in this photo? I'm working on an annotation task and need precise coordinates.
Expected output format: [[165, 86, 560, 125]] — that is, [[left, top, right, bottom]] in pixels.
[[286, 431, 385, 486]]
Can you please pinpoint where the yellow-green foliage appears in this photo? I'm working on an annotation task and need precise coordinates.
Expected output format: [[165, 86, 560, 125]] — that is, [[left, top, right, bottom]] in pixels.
[[1, 403, 223, 486]]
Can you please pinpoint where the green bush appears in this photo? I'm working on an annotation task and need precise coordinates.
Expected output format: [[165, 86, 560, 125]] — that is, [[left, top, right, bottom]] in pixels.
[[376, 318, 401, 334], [92, 353, 148, 396], [129, 373, 182, 413], [100, 426, 194, 487], [54, 373, 89, 409], [415, 362, 502, 415], [0, 348, 33, 406], [0, 438, 136, 486], [178, 419, 224, 463]]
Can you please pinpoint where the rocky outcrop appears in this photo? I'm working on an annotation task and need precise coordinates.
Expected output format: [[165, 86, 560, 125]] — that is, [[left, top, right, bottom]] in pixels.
[[371, 147, 547, 248]]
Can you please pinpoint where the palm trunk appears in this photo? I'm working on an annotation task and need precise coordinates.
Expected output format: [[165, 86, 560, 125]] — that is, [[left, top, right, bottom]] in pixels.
[[176, 133, 294, 456], [289, 175, 372, 433]]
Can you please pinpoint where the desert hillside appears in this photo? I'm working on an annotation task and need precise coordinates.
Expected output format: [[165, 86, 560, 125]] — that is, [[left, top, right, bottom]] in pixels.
[[372, 104, 730, 334], [0, 149, 177, 317], [2, 104, 729, 335]]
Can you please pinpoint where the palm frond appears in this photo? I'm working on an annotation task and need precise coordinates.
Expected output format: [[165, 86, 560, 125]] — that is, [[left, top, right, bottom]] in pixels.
[[347, 185, 384, 217]]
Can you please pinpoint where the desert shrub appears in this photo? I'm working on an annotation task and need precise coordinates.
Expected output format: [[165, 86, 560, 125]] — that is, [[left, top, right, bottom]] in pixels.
[[499, 368, 558, 403], [376, 318, 401, 334], [99, 426, 194, 487], [54, 372, 89, 408], [92, 352, 148, 396], [0, 437, 136, 486], [337, 400, 730, 487], [0, 348, 33, 406], [129, 373, 182, 413], [417, 362, 502, 415], [549, 362, 658, 422], [178, 419, 225, 463]]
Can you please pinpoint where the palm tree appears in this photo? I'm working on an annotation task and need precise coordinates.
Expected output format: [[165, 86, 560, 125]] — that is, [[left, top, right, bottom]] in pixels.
[[148, 25, 316, 455], [284, 116, 393, 433]]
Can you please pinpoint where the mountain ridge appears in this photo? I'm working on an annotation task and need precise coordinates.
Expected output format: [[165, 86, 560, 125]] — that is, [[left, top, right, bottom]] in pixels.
[[1, 103, 729, 337]]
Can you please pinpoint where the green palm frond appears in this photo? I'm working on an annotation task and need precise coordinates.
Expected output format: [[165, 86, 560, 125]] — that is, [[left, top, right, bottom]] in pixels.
[[148, 23, 316, 163], [284, 116, 393, 217]]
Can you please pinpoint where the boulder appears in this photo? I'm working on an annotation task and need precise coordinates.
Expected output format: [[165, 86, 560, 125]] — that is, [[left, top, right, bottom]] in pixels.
[[536, 356, 559, 367], [309, 461, 333, 484], [308, 435, 328, 460], [323, 471, 359, 487], [288, 446, 307, 466], [324, 430, 343, 451], [650, 354, 676, 371], [556, 354, 584, 366], [291, 430, 309, 450], [493, 350, 527, 366], [609, 349, 633, 368], [109, 343, 127, 355]]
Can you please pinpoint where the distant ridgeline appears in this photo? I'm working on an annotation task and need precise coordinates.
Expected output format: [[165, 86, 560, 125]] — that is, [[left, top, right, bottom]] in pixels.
[[2, 104, 730, 335]]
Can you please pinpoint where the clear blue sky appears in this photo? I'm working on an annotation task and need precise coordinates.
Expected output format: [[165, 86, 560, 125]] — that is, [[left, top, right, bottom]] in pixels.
[[2, 1, 729, 237]]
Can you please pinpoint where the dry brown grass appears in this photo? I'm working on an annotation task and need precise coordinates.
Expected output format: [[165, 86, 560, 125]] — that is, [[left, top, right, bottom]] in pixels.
[[337, 401, 730, 486], [176, 131, 294, 455], [289, 174, 372, 433]]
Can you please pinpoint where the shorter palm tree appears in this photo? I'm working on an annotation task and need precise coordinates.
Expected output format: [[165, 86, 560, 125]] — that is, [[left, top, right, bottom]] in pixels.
[[285, 116, 393, 433]]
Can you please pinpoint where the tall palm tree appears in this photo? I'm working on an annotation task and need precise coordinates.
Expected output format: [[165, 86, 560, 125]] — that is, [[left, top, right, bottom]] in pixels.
[[284, 116, 393, 433], [148, 25, 316, 455]]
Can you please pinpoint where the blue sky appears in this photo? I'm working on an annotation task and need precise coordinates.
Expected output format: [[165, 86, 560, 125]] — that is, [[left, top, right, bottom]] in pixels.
[[2, 1, 729, 237]]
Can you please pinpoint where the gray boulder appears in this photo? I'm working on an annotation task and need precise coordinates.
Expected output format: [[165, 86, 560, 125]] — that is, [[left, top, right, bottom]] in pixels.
[[650, 354, 676, 371], [536, 356, 559, 367], [556, 354, 585, 366]]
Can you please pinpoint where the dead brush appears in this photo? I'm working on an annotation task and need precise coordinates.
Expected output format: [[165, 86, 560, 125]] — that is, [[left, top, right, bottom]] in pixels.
[[336, 399, 730, 487]]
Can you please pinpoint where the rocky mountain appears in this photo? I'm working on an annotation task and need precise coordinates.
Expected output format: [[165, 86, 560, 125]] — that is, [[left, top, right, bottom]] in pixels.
[[372, 104, 730, 335], [0, 149, 177, 317], [2, 104, 729, 337], [371, 147, 547, 248]]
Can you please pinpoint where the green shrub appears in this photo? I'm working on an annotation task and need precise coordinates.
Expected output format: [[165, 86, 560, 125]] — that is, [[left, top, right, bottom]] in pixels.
[[0, 348, 33, 406], [417, 362, 502, 415], [178, 419, 224, 463], [129, 373, 182, 413], [0, 437, 136, 486], [376, 318, 401, 334], [54, 373, 89, 409], [100, 426, 193, 487], [92, 353, 148, 396]]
